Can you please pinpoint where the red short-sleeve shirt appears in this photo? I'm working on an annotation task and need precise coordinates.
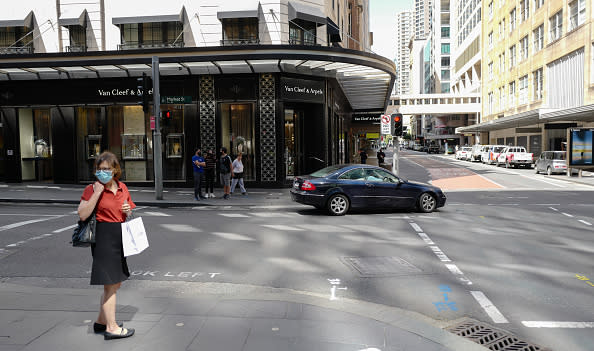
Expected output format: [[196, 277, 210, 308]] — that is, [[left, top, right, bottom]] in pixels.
[[81, 181, 136, 223]]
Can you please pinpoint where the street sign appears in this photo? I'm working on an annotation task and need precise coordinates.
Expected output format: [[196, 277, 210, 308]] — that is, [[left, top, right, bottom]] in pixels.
[[381, 114, 391, 134], [160, 96, 191, 104], [150, 116, 155, 130]]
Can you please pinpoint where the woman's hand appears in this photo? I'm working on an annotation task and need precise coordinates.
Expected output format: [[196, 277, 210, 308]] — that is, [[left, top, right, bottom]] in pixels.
[[93, 181, 105, 194], [121, 202, 132, 215]]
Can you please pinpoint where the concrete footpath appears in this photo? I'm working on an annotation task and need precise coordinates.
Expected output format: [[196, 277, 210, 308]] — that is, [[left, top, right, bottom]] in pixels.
[[0, 182, 488, 351]]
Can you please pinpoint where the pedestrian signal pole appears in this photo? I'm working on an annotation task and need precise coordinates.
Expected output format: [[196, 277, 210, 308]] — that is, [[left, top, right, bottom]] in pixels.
[[392, 113, 403, 176], [152, 56, 163, 200]]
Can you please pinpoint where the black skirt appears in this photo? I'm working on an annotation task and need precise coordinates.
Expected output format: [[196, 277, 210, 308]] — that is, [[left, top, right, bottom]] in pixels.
[[90, 222, 130, 285]]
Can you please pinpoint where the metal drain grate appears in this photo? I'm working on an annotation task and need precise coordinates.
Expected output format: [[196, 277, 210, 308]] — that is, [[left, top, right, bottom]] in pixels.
[[341, 256, 423, 277], [447, 319, 549, 351]]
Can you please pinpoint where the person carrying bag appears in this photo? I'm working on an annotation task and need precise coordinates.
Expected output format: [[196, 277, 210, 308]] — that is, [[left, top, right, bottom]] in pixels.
[[77, 151, 136, 340]]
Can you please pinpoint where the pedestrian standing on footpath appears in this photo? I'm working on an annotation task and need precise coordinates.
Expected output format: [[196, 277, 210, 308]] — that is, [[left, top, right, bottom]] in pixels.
[[77, 151, 135, 340], [204, 149, 217, 198], [192, 148, 206, 201], [377, 148, 385, 166], [219, 147, 232, 199], [359, 149, 368, 164], [230, 152, 247, 195]]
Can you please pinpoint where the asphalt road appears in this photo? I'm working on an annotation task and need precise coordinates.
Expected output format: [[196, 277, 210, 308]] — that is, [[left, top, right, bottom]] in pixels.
[[1, 151, 593, 351]]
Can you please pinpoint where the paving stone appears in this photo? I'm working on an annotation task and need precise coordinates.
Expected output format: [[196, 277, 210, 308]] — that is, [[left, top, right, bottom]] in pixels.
[[0, 311, 65, 345], [385, 325, 449, 351], [187, 317, 251, 351], [242, 336, 292, 351], [129, 315, 205, 351], [208, 300, 287, 319]]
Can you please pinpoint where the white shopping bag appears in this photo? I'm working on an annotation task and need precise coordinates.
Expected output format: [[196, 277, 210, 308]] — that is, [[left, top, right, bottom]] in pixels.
[[121, 217, 149, 257]]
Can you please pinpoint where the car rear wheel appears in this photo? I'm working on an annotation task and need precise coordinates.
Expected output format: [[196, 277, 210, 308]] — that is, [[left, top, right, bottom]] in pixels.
[[535, 166, 539, 174], [418, 193, 437, 213], [327, 194, 349, 216], [547, 167, 553, 176]]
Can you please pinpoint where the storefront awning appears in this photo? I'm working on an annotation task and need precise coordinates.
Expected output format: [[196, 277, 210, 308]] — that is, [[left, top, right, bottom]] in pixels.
[[288, 2, 325, 25], [59, 9, 87, 27], [217, 1, 261, 20], [456, 104, 594, 133], [0, 45, 395, 111], [326, 17, 341, 43], [0, 10, 34, 28]]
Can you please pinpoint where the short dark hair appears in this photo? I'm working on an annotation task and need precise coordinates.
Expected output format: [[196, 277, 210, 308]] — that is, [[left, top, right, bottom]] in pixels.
[[95, 151, 122, 180], [221, 147, 227, 153]]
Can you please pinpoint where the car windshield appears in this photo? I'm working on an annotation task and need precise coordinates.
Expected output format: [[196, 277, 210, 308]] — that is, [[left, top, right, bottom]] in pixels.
[[553, 152, 566, 160], [309, 165, 347, 178], [462, 147, 472, 151], [494, 146, 506, 152]]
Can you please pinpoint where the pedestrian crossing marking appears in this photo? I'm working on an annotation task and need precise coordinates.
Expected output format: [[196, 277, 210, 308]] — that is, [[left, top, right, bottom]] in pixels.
[[219, 213, 250, 218], [249, 212, 296, 218], [160, 224, 202, 232], [211, 232, 256, 241], [262, 224, 304, 231], [297, 224, 353, 232], [143, 211, 172, 216]]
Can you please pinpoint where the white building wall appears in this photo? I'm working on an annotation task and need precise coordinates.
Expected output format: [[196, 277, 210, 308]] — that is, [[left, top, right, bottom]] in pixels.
[[396, 11, 412, 95]]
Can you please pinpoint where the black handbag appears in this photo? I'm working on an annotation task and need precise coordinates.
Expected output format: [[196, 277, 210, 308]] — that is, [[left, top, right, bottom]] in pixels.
[[72, 211, 97, 247]]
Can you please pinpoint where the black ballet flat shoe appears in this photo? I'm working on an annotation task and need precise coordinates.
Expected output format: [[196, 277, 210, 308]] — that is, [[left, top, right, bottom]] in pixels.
[[104, 327, 135, 340], [93, 322, 123, 333]]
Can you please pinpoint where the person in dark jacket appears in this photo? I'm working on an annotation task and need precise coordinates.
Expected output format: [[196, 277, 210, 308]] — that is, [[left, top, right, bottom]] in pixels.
[[359, 149, 368, 164], [377, 148, 385, 166], [204, 149, 217, 198]]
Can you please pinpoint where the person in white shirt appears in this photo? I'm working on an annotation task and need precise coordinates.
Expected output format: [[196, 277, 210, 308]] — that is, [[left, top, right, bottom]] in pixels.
[[230, 153, 247, 195]]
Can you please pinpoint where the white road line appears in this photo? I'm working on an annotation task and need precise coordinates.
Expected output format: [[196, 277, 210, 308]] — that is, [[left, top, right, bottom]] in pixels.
[[386, 215, 411, 219], [417, 232, 435, 245], [211, 232, 256, 241], [562, 212, 574, 218], [219, 213, 250, 218], [409, 223, 423, 232], [249, 212, 295, 218], [549, 207, 559, 211], [430, 246, 451, 262], [0, 214, 62, 217], [470, 291, 509, 324], [522, 321, 594, 328], [578, 220, 592, 226], [445, 264, 464, 275], [53, 224, 78, 233], [0, 216, 64, 232], [261, 224, 304, 231], [142, 211, 171, 216], [159, 224, 201, 232], [298, 224, 353, 232]]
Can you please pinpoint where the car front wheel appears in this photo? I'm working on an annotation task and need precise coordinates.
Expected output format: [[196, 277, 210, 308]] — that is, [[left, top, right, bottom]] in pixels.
[[418, 193, 437, 213], [327, 194, 349, 216]]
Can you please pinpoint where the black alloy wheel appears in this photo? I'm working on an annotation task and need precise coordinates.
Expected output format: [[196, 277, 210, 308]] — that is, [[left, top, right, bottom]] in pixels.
[[418, 192, 437, 213], [327, 194, 349, 216]]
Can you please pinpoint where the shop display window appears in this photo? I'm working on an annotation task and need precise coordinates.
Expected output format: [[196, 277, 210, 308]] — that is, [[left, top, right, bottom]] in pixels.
[[166, 134, 183, 158], [121, 134, 146, 160], [86, 135, 102, 159]]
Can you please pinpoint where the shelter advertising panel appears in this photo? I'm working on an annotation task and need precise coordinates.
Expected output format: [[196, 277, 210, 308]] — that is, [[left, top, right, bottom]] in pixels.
[[568, 128, 593, 167]]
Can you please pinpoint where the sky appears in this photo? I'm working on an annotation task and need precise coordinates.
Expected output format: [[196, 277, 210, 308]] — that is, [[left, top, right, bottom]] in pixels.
[[369, 0, 414, 60]]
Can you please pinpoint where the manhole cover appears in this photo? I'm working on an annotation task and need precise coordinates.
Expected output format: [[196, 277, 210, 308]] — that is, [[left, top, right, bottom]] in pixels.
[[341, 256, 423, 277], [447, 319, 549, 351]]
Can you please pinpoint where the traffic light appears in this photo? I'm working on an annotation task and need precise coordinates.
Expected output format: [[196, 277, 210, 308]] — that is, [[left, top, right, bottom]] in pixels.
[[162, 110, 172, 126], [392, 113, 403, 136], [137, 73, 150, 113]]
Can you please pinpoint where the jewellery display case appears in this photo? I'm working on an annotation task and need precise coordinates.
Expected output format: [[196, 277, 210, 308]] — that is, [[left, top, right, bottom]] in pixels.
[[86, 135, 102, 159], [121, 134, 146, 160], [166, 134, 184, 159]]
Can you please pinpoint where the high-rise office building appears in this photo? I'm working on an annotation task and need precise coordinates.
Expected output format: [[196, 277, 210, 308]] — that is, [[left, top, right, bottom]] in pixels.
[[451, 0, 481, 94], [415, 0, 433, 39], [396, 11, 413, 95]]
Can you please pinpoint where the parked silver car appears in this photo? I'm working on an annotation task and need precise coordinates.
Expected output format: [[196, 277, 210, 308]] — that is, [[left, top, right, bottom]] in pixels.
[[534, 151, 567, 175]]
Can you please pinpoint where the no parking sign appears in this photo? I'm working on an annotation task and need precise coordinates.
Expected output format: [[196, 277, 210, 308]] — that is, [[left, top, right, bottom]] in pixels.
[[380, 114, 391, 134]]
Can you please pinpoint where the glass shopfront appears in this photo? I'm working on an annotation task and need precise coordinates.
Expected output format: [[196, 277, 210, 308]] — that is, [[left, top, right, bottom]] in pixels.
[[220, 103, 255, 180], [19, 109, 52, 181]]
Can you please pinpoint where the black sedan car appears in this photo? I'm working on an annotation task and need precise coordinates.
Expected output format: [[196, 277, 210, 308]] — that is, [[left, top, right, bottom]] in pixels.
[[290, 164, 446, 215]]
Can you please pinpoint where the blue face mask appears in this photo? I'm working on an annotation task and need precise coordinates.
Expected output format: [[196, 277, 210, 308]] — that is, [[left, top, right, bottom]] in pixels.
[[95, 170, 113, 184]]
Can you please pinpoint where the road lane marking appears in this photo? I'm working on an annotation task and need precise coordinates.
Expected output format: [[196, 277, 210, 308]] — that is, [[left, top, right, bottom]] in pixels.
[[430, 246, 451, 262], [249, 212, 295, 218], [578, 220, 592, 226], [470, 291, 509, 324], [417, 232, 435, 245], [549, 207, 559, 211], [410, 223, 423, 232], [562, 212, 574, 218], [219, 213, 249, 218], [0, 216, 65, 232], [522, 321, 594, 328], [142, 211, 171, 216], [211, 232, 256, 241], [445, 264, 464, 275], [159, 224, 201, 232], [0, 214, 62, 217], [298, 224, 353, 232], [53, 224, 78, 233], [262, 224, 304, 231]]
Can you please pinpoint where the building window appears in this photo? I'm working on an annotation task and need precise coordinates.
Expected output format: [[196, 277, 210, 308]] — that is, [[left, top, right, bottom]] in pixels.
[[488, 92, 494, 114], [549, 11, 562, 42], [289, 20, 317, 45], [499, 52, 505, 72], [520, 0, 529, 22], [534, 0, 544, 10], [509, 44, 516, 68], [488, 31, 493, 48], [519, 75, 528, 104], [441, 43, 450, 54], [509, 81, 516, 106], [488, 1, 494, 19], [222, 18, 259, 45], [488, 61, 493, 79], [569, 0, 586, 31], [67, 26, 87, 52], [520, 35, 529, 60], [0, 26, 34, 54], [533, 68, 543, 100], [533, 24, 544, 52], [119, 22, 183, 49], [510, 8, 517, 32], [441, 83, 451, 93], [441, 56, 450, 66], [499, 86, 506, 110], [441, 26, 450, 38], [441, 69, 450, 80]]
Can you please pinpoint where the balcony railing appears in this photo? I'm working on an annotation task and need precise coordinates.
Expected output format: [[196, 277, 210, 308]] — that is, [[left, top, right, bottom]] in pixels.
[[0, 46, 34, 55], [66, 45, 87, 53], [117, 41, 185, 50], [288, 38, 317, 46], [220, 38, 260, 46]]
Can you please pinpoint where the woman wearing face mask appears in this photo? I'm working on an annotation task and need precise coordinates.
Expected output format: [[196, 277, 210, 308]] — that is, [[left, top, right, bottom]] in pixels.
[[77, 151, 135, 340]]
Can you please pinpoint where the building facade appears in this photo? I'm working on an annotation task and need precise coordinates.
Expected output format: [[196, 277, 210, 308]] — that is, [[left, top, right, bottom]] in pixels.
[[461, 0, 594, 153], [0, 0, 395, 186], [396, 11, 413, 95], [451, 0, 481, 94], [415, 0, 433, 39]]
